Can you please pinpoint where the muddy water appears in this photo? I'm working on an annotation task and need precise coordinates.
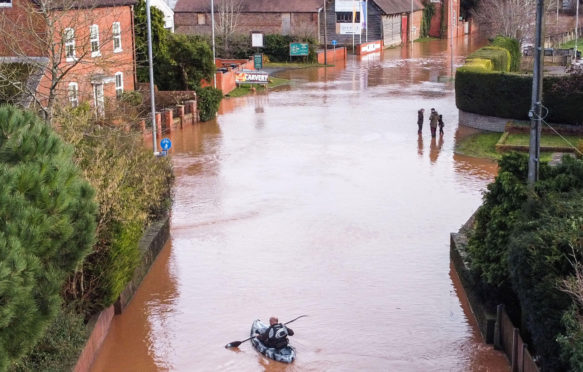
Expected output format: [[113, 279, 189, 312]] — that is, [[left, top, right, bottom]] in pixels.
[[92, 36, 509, 371]]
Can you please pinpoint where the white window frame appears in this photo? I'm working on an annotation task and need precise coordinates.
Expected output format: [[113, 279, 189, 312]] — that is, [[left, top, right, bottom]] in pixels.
[[68, 82, 79, 107], [115, 72, 124, 98], [112, 22, 122, 53], [0, 0, 12, 8], [64, 28, 76, 62], [90, 24, 100, 57]]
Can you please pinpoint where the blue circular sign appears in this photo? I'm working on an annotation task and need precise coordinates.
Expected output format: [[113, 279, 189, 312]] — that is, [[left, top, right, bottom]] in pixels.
[[331, 40, 337, 46], [160, 138, 172, 151]]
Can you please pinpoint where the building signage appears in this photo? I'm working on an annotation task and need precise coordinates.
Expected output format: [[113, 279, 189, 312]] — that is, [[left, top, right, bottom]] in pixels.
[[289, 43, 309, 56], [251, 32, 264, 47], [339, 23, 362, 35], [235, 70, 269, 85], [254, 53, 263, 69], [335, 0, 357, 11]]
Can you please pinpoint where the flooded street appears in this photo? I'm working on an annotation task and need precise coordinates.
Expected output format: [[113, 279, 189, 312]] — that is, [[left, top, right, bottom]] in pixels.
[[92, 36, 510, 371]]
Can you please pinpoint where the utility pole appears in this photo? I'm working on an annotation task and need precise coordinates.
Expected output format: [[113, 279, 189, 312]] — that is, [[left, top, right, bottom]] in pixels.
[[528, 0, 545, 186], [576, 0, 580, 61], [324, 0, 328, 65], [146, 0, 157, 154], [411, 0, 413, 45]]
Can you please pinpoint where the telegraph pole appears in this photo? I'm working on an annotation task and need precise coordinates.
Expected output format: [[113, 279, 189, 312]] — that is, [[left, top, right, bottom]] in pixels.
[[528, 0, 545, 186]]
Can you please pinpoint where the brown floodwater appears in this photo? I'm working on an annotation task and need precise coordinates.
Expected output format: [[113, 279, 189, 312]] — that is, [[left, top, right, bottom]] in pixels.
[[92, 36, 510, 371]]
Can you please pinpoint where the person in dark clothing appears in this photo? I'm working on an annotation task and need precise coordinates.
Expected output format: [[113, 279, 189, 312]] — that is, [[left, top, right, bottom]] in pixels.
[[438, 114, 444, 136], [429, 108, 438, 138], [256, 316, 294, 349], [417, 108, 425, 134]]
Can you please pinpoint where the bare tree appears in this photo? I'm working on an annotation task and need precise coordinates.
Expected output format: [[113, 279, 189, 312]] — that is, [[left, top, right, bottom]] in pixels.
[[471, 0, 537, 44], [215, 0, 242, 57], [0, 0, 126, 124]]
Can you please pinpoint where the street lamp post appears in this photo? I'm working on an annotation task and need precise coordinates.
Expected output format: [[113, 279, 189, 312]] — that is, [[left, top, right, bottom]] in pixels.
[[324, 0, 327, 65], [211, 0, 216, 88], [146, 0, 157, 154]]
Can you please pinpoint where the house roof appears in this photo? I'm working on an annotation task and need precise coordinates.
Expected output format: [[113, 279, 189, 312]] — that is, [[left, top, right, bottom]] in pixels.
[[175, 0, 322, 13], [38, 0, 137, 10], [373, 0, 424, 14]]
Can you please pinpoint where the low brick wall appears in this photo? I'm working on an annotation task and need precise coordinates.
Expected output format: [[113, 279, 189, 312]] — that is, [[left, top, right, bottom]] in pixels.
[[450, 213, 497, 343], [318, 47, 347, 64], [73, 306, 115, 372], [458, 110, 509, 132], [115, 215, 170, 314], [73, 214, 170, 372]]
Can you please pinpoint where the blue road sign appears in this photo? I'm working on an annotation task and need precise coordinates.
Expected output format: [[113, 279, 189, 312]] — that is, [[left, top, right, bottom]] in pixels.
[[160, 138, 172, 151], [331, 40, 337, 46]]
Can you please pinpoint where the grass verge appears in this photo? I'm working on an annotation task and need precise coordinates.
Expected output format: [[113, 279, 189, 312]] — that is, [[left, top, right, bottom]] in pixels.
[[264, 62, 328, 69], [455, 132, 504, 160], [559, 39, 581, 49], [226, 77, 290, 98], [455, 131, 558, 162]]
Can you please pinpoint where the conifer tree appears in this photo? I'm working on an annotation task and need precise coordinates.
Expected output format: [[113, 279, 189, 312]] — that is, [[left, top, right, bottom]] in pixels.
[[0, 106, 97, 369]]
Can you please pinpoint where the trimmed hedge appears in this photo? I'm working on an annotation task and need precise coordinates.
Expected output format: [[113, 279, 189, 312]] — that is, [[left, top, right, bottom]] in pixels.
[[456, 69, 583, 125], [465, 58, 494, 71], [468, 46, 511, 72], [492, 36, 521, 72]]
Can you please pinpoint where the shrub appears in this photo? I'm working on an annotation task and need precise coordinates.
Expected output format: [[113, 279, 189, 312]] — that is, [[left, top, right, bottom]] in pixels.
[[465, 58, 494, 71], [195, 86, 223, 122], [508, 194, 581, 371], [467, 152, 531, 287], [492, 36, 521, 72], [264, 34, 294, 62], [455, 69, 532, 120], [0, 106, 97, 369], [421, 2, 435, 38], [57, 109, 173, 315], [468, 46, 511, 72], [9, 307, 88, 372]]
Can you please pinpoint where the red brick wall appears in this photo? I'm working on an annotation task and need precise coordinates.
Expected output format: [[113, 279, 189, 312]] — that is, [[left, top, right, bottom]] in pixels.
[[0, 0, 47, 56], [318, 47, 346, 64], [429, 2, 443, 38], [1, 2, 135, 109], [175, 12, 317, 36]]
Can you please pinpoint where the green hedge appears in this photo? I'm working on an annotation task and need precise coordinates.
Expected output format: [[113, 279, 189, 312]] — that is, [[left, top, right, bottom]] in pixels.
[[456, 69, 583, 125], [195, 86, 223, 122], [468, 46, 511, 72], [492, 36, 521, 72]]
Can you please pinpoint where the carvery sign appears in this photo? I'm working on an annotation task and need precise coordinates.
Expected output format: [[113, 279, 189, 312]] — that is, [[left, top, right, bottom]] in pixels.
[[235, 70, 269, 85]]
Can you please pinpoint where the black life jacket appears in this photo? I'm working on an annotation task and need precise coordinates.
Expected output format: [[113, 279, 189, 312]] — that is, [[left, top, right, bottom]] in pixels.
[[266, 324, 289, 349]]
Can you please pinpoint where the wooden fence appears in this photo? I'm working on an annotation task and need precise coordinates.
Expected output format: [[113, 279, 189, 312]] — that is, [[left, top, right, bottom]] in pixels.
[[495, 304, 539, 372]]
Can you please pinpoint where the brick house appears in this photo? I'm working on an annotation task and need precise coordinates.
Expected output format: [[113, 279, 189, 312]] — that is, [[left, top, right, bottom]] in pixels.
[[0, 0, 137, 115], [174, 0, 322, 37]]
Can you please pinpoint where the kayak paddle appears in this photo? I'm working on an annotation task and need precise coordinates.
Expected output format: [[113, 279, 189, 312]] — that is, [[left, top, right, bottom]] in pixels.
[[224, 314, 308, 348]]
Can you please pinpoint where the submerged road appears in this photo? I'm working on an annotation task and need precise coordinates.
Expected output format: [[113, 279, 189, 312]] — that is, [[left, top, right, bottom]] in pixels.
[[92, 36, 510, 371]]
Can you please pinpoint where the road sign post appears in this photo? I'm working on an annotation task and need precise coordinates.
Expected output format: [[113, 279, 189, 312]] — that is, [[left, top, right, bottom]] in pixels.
[[159, 138, 172, 156]]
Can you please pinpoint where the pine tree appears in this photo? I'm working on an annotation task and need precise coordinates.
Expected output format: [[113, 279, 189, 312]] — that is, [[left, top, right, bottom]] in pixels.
[[0, 106, 97, 370]]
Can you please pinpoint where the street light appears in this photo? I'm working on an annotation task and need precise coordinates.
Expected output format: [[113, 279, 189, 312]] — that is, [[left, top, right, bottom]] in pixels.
[[211, 0, 216, 88], [146, 0, 158, 154]]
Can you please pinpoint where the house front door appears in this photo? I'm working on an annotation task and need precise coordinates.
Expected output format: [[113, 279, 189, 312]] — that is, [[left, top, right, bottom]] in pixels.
[[93, 83, 104, 117]]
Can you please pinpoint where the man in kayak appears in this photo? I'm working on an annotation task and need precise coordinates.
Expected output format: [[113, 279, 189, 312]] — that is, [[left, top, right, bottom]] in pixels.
[[256, 316, 294, 349]]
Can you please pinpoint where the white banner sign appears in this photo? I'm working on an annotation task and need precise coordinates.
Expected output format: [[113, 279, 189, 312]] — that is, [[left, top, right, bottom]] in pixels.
[[339, 23, 362, 35], [335, 0, 357, 11]]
